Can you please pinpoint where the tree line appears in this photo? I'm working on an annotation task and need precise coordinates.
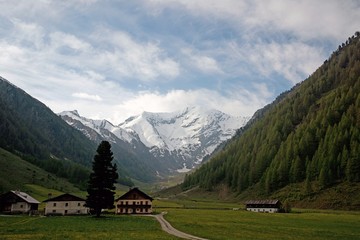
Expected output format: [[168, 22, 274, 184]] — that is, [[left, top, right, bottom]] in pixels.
[[183, 32, 360, 195]]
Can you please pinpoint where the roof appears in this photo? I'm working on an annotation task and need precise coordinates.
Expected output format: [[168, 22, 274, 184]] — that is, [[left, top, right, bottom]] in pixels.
[[245, 199, 280, 205], [10, 191, 40, 204], [115, 187, 153, 201], [43, 193, 85, 202]]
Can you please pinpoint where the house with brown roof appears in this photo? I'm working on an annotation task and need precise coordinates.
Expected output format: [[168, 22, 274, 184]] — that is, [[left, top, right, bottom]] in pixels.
[[0, 190, 40, 214], [245, 199, 281, 213], [43, 193, 89, 215], [115, 187, 153, 214]]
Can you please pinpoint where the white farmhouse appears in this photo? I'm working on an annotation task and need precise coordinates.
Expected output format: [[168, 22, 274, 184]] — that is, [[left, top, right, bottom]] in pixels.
[[115, 187, 153, 214], [44, 193, 89, 215], [0, 190, 40, 214]]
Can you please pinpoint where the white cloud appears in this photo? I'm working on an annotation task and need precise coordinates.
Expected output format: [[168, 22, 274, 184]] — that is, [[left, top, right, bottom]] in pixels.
[[247, 42, 325, 84], [1, 0, 358, 125], [146, 0, 360, 41], [72, 92, 102, 101], [92, 29, 180, 81], [247, 0, 360, 41], [182, 48, 222, 74], [224, 40, 326, 84], [50, 31, 92, 53], [110, 86, 271, 123], [147, 0, 248, 19], [10, 18, 45, 50]]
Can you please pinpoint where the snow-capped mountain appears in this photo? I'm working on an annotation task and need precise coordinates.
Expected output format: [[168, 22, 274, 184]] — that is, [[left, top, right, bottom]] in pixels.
[[59, 107, 249, 176]]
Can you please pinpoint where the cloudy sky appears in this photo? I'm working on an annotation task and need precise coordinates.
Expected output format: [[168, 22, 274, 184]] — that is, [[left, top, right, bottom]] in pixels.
[[0, 1, 359, 124]]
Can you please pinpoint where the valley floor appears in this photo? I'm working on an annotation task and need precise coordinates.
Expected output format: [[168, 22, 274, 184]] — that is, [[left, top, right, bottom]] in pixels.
[[1, 199, 359, 240]]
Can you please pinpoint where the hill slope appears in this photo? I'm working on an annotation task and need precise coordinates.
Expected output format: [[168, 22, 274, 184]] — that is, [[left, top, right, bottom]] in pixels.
[[0, 148, 79, 193], [182, 33, 360, 209], [0, 77, 97, 188], [0, 77, 157, 186]]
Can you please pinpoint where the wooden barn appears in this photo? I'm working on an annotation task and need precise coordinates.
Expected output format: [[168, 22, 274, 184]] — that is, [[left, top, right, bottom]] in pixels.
[[115, 187, 153, 214], [43, 193, 89, 215], [0, 190, 40, 214], [245, 199, 281, 213]]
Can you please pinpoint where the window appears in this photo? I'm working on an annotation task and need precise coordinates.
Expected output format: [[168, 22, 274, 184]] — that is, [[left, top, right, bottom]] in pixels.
[[52, 210, 56, 213], [65, 203, 69, 207], [53, 203, 56, 207], [65, 210, 68, 215], [77, 210, 80, 214], [20, 204, 23, 208], [77, 203, 81, 207]]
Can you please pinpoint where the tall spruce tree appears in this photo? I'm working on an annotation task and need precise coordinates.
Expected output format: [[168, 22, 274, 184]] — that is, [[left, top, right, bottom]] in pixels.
[[86, 141, 118, 217]]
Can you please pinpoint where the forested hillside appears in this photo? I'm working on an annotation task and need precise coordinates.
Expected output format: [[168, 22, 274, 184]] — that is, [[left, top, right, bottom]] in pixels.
[[0, 78, 96, 188], [183, 33, 360, 199]]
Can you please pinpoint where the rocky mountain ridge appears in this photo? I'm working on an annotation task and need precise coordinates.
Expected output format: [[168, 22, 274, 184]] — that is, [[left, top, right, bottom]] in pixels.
[[60, 107, 249, 174]]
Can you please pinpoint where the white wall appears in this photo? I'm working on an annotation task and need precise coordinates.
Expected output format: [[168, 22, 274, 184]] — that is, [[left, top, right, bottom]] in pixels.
[[246, 207, 279, 213], [11, 202, 31, 213], [45, 201, 89, 215]]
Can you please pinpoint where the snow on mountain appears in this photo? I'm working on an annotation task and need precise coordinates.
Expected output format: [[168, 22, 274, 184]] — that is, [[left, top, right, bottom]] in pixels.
[[59, 107, 249, 174], [120, 106, 247, 151], [59, 110, 134, 143]]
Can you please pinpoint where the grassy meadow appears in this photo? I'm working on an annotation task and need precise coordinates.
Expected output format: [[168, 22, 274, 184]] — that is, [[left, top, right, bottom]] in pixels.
[[162, 208, 360, 240], [1, 198, 359, 240], [1, 182, 359, 239], [0, 215, 180, 240], [153, 198, 360, 240]]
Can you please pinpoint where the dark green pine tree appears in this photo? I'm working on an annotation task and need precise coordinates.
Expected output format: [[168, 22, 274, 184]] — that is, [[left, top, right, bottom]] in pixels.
[[86, 141, 118, 217]]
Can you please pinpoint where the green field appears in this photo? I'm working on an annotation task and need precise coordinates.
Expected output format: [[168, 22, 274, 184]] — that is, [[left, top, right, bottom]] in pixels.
[[1, 199, 359, 240], [0, 215, 180, 240], [154, 198, 360, 240], [162, 208, 360, 240]]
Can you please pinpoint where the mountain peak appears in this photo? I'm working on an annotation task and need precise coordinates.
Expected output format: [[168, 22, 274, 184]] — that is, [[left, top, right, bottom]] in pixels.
[[59, 110, 80, 117], [61, 106, 250, 175]]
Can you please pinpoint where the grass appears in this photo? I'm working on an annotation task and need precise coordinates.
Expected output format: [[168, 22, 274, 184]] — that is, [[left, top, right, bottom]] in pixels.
[[163, 208, 360, 240], [153, 198, 242, 210], [0, 148, 80, 193], [1, 198, 359, 239], [0, 215, 180, 240]]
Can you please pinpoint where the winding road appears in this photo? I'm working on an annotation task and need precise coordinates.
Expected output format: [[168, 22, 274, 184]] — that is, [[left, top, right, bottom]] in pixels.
[[152, 212, 208, 240]]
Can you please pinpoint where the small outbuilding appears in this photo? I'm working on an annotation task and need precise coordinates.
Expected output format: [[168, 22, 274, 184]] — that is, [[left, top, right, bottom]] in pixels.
[[43, 193, 89, 215], [0, 190, 40, 214], [245, 199, 281, 213], [115, 187, 153, 214]]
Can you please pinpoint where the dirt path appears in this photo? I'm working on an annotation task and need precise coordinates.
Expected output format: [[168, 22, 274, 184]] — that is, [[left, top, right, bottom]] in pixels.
[[152, 212, 208, 240]]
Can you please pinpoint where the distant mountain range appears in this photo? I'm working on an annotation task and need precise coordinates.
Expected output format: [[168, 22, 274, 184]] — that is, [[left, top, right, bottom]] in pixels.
[[0, 74, 249, 188], [60, 107, 249, 177]]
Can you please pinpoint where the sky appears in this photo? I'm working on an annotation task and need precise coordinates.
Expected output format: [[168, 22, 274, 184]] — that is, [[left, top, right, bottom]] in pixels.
[[0, 0, 359, 124]]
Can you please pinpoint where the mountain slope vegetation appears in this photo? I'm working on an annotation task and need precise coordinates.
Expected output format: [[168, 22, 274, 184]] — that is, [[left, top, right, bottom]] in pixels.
[[182, 33, 360, 208], [0, 147, 80, 193], [0, 77, 96, 188]]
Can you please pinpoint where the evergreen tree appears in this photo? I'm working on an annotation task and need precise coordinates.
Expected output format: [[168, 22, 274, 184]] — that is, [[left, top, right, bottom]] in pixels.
[[86, 141, 118, 217], [179, 32, 360, 197]]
